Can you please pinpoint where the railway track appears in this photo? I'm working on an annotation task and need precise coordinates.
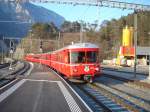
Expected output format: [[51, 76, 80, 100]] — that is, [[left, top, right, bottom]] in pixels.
[[0, 61, 30, 88], [50, 67, 150, 112], [69, 77, 149, 112], [72, 82, 147, 112], [95, 77, 150, 103], [50, 68, 115, 112], [101, 66, 150, 90], [0, 60, 17, 69], [99, 70, 150, 110], [60, 77, 138, 112], [102, 72, 150, 89], [75, 84, 129, 112], [92, 82, 150, 112]]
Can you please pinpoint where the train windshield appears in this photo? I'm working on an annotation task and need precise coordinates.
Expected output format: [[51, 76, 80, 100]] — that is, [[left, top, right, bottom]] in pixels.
[[70, 51, 98, 63], [87, 51, 98, 63], [70, 51, 86, 63]]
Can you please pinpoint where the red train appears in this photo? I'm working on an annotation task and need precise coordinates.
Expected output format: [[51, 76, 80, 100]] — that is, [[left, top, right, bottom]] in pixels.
[[25, 43, 100, 83]]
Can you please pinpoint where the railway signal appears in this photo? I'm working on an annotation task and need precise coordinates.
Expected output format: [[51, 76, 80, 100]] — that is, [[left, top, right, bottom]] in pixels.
[[40, 40, 43, 49], [40, 40, 43, 53], [9, 40, 14, 54], [9, 40, 14, 70]]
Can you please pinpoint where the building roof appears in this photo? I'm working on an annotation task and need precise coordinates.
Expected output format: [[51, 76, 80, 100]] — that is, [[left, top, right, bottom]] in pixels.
[[66, 43, 99, 49], [137, 47, 150, 55]]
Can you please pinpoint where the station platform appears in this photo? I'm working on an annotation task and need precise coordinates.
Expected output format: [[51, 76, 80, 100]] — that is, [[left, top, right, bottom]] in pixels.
[[102, 65, 150, 84], [0, 63, 91, 112], [102, 64, 149, 75]]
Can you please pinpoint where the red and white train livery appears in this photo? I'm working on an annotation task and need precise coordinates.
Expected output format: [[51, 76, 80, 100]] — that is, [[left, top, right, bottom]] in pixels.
[[25, 43, 100, 82]]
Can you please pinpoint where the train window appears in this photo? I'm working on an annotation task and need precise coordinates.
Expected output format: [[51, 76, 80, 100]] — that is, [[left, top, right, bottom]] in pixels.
[[34, 56, 39, 59], [70, 51, 86, 63], [68, 52, 70, 63], [87, 51, 98, 63]]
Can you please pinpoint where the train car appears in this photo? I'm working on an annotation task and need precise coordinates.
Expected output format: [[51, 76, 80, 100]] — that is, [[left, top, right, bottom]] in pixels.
[[25, 43, 100, 83]]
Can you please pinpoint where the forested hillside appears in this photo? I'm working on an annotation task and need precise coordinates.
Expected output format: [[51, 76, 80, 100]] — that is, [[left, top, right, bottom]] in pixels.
[[19, 11, 150, 60], [86, 11, 150, 59]]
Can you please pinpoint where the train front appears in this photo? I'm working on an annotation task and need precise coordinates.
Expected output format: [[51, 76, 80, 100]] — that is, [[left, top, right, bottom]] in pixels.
[[68, 43, 100, 83]]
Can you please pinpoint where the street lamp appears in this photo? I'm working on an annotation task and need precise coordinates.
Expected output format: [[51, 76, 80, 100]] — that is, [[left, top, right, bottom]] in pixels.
[[134, 11, 137, 78]]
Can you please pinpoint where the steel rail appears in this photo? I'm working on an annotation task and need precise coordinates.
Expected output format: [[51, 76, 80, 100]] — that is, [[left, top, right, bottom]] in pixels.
[[88, 83, 148, 112], [50, 67, 114, 112], [93, 82, 150, 111], [76, 84, 132, 112], [0, 61, 17, 69]]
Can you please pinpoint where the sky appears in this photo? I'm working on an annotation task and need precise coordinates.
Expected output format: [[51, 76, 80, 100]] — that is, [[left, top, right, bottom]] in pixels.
[[33, 0, 150, 25]]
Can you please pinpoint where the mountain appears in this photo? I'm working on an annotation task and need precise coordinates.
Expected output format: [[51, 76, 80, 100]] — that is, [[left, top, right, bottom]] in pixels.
[[0, 0, 65, 38]]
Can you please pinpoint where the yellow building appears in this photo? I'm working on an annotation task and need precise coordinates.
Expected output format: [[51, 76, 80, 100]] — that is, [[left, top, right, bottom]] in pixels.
[[122, 26, 133, 47], [116, 26, 134, 66]]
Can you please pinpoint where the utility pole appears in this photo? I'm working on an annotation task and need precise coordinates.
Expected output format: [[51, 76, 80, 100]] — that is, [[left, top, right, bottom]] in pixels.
[[80, 22, 83, 43], [40, 39, 43, 53], [29, 30, 32, 53], [134, 11, 137, 78], [58, 31, 61, 49]]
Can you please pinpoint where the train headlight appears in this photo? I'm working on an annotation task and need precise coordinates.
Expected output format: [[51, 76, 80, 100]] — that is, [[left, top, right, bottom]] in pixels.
[[95, 67, 99, 71]]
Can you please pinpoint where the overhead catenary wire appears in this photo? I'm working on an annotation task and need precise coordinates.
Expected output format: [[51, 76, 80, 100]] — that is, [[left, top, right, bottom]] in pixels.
[[28, 0, 150, 11]]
